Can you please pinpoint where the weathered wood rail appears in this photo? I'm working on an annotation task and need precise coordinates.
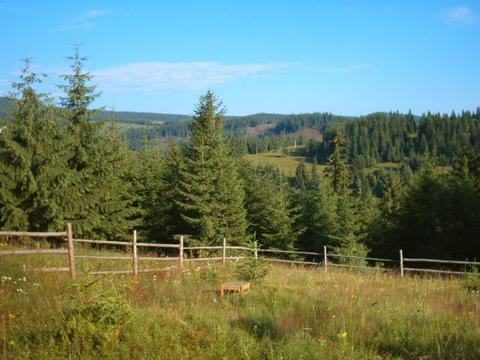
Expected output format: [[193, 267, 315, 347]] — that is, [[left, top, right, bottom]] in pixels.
[[1, 224, 479, 279]]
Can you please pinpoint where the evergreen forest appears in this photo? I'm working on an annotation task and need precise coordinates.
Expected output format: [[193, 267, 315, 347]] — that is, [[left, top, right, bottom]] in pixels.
[[1, 54, 479, 263]]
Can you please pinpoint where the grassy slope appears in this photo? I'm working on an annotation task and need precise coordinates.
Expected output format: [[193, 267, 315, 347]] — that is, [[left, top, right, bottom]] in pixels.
[[1, 241, 479, 359], [245, 147, 327, 177]]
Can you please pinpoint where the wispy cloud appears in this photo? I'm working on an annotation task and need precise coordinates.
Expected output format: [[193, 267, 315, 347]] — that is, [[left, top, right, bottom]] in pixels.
[[92, 61, 297, 93], [72, 8, 111, 22], [304, 64, 373, 73], [444, 6, 478, 25], [55, 8, 111, 32]]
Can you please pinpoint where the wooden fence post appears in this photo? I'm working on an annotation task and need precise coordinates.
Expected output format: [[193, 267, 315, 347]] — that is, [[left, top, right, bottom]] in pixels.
[[179, 235, 184, 270], [66, 223, 76, 279], [399, 249, 404, 277], [222, 237, 226, 266], [254, 241, 258, 261], [132, 230, 138, 276], [323, 246, 328, 274]]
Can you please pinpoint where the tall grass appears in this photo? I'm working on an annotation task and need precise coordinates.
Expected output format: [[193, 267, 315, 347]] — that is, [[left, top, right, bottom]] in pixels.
[[1, 247, 479, 359]]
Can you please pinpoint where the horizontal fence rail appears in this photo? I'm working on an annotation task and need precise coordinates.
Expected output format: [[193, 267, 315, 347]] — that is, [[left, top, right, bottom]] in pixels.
[[0, 249, 68, 256], [263, 258, 319, 265], [0, 231, 67, 238], [73, 239, 132, 246], [404, 257, 480, 266], [2, 224, 479, 279], [183, 246, 222, 250], [258, 249, 321, 256], [137, 242, 180, 249]]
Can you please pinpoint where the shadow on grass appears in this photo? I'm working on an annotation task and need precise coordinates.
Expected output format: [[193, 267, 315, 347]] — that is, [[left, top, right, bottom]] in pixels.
[[232, 314, 279, 340]]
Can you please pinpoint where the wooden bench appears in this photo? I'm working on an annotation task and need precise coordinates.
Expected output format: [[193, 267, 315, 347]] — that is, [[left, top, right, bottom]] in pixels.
[[220, 281, 251, 297]]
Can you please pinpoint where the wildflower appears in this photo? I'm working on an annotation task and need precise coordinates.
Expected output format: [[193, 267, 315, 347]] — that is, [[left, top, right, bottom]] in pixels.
[[337, 331, 347, 339]]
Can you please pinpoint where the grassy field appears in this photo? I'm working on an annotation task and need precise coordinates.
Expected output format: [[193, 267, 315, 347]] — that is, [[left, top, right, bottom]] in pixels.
[[1, 242, 479, 359], [245, 148, 452, 178], [245, 147, 326, 176]]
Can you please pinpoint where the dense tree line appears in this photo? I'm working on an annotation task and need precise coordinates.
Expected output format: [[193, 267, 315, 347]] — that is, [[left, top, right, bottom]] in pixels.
[[119, 112, 345, 150], [0, 55, 138, 240], [306, 110, 480, 168], [1, 55, 479, 263]]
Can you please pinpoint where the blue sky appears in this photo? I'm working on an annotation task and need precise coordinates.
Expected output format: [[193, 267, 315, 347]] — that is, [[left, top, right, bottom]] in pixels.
[[0, 0, 479, 116]]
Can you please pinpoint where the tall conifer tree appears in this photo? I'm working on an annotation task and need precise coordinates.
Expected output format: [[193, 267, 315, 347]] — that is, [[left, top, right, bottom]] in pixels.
[[0, 59, 68, 231], [58, 48, 139, 239], [178, 91, 247, 244]]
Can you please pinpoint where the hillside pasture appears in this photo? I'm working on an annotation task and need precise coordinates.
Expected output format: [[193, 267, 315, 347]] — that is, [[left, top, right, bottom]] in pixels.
[[1, 244, 479, 360]]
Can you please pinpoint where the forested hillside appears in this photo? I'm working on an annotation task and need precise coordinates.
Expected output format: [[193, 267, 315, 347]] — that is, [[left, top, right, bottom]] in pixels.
[[0, 96, 346, 149], [305, 110, 480, 167], [1, 54, 479, 263]]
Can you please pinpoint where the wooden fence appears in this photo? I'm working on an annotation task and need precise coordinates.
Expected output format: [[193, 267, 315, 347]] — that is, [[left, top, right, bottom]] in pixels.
[[1, 224, 479, 279]]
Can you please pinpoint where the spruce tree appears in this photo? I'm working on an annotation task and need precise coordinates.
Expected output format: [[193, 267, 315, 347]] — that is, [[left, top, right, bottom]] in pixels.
[[58, 49, 139, 239], [0, 59, 69, 231], [296, 167, 336, 252], [139, 140, 185, 243], [324, 130, 367, 262], [241, 162, 298, 249], [325, 131, 350, 195], [178, 91, 247, 244]]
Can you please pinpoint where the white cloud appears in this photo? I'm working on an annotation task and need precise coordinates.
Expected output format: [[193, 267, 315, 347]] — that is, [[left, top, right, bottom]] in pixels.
[[444, 6, 478, 25], [92, 61, 297, 93], [72, 8, 111, 22], [55, 8, 111, 32]]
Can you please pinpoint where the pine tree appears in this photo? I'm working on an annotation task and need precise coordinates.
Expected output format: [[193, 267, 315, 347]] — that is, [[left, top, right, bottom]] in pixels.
[[390, 158, 441, 257], [0, 59, 69, 231], [178, 91, 247, 244], [150, 140, 186, 241], [296, 167, 336, 252], [325, 130, 350, 195], [132, 145, 165, 242], [58, 48, 139, 239], [241, 163, 298, 249], [324, 129, 367, 262]]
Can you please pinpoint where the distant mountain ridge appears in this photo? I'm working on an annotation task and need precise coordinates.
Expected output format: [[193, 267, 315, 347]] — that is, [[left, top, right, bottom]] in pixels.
[[0, 96, 193, 124]]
